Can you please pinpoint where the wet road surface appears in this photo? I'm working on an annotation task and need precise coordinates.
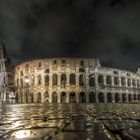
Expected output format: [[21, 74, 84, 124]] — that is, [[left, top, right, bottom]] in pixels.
[[0, 103, 140, 140]]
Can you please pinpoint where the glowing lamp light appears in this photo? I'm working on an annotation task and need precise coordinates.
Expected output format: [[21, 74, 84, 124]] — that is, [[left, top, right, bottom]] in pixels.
[[25, 78, 29, 83]]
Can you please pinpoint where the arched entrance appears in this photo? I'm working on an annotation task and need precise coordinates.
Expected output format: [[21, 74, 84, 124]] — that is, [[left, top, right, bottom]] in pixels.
[[133, 94, 137, 101], [69, 92, 76, 103], [44, 91, 49, 102], [122, 93, 127, 103], [107, 93, 112, 103], [52, 92, 57, 103], [79, 92, 86, 103], [115, 93, 120, 103], [89, 92, 96, 103], [61, 92, 66, 103], [138, 94, 140, 101], [128, 94, 132, 102], [98, 92, 104, 103], [37, 92, 41, 103]]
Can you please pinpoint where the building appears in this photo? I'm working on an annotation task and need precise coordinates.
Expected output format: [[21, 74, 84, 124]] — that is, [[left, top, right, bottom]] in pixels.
[[0, 43, 14, 103], [15, 58, 140, 103]]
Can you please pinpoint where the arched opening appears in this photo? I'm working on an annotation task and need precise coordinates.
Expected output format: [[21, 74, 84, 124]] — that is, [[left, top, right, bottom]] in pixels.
[[106, 76, 111, 85], [132, 79, 136, 87], [69, 92, 76, 103], [133, 94, 137, 101], [52, 92, 57, 103], [79, 92, 86, 103], [115, 93, 120, 103], [89, 74, 95, 86], [89, 92, 96, 103], [122, 93, 127, 103], [27, 92, 33, 103], [79, 74, 84, 86], [70, 74, 76, 85], [138, 94, 140, 101], [37, 75, 42, 85], [98, 92, 104, 103], [61, 92, 66, 103], [98, 75, 104, 85], [128, 94, 132, 102], [52, 74, 58, 86], [121, 77, 126, 86], [61, 74, 66, 88], [25, 92, 28, 103], [20, 78, 23, 87], [44, 91, 49, 102], [127, 79, 131, 87], [107, 93, 112, 103], [30, 92, 34, 103], [45, 75, 49, 86], [114, 77, 119, 85], [37, 92, 41, 103]]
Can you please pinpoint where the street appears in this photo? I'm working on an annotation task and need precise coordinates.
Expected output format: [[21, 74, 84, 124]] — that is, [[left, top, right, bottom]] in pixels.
[[0, 103, 140, 140]]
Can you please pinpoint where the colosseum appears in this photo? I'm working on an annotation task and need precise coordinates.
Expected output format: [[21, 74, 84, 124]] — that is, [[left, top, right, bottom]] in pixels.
[[15, 58, 140, 103]]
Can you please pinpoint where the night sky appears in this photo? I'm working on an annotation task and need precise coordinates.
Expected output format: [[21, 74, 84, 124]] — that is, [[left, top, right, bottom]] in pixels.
[[0, 0, 140, 71]]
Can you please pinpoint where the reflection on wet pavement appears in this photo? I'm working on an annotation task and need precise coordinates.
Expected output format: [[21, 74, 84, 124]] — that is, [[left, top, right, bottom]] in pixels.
[[0, 103, 140, 140]]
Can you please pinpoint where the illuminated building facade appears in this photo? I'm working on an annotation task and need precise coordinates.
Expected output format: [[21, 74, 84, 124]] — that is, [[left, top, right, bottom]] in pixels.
[[0, 44, 14, 103], [15, 58, 140, 103]]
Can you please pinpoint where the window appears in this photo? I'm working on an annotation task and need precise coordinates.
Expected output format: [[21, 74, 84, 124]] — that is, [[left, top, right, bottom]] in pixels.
[[114, 77, 119, 85], [89, 74, 95, 86], [39, 62, 41, 67], [80, 60, 84, 66], [26, 64, 29, 67], [98, 75, 104, 85], [106, 76, 111, 85], [54, 60, 57, 64], [62, 60, 65, 64], [45, 75, 49, 86], [132, 79, 136, 87], [37, 75, 42, 85], [20, 78, 23, 87], [137, 80, 140, 88], [20, 71, 23, 76], [127, 79, 131, 86], [61, 74, 66, 88], [52, 74, 58, 86], [113, 71, 118, 74], [79, 74, 84, 86], [79, 68, 85, 73], [70, 74, 76, 85], [121, 77, 126, 86], [45, 69, 49, 73]]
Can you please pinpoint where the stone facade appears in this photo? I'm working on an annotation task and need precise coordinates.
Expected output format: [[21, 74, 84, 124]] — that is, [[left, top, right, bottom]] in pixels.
[[15, 58, 140, 103], [0, 44, 14, 103]]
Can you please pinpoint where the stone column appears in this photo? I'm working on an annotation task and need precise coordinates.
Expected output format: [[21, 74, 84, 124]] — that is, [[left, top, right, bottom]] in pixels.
[[111, 77, 114, 86], [125, 78, 128, 87], [103, 75, 106, 85], [119, 77, 122, 87], [76, 92, 79, 103], [95, 91, 98, 103], [86, 92, 89, 103], [112, 93, 115, 103], [66, 92, 69, 103], [57, 92, 61, 103], [95, 74, 98, 86], [58, 74, 61, 87], [104, 93, 107, 103]]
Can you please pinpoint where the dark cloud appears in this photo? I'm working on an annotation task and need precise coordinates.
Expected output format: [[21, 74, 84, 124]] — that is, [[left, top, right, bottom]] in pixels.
[[0, 0, 140, 71]]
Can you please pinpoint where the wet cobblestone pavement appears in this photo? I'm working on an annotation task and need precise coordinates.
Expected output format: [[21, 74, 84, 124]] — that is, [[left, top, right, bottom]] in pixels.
[[1, 103, 140, 140]]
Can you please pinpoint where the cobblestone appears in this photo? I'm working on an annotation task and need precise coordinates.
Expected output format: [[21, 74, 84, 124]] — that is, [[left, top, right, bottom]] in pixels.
[[0, 103, 140, 140]]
